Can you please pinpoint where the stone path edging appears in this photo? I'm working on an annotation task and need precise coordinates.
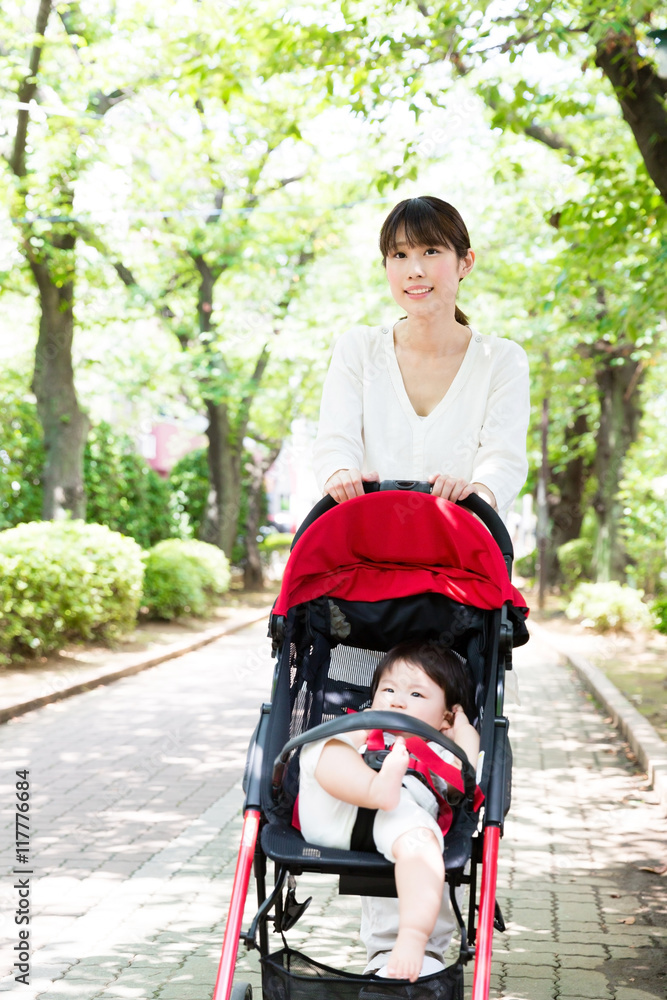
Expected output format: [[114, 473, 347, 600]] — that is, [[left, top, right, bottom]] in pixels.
[[0, 606, 273, 726], [529, 619, 667, 816]]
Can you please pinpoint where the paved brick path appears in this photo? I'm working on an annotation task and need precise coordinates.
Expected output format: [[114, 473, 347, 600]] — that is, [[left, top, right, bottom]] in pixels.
[[1, 622, 665, 999]]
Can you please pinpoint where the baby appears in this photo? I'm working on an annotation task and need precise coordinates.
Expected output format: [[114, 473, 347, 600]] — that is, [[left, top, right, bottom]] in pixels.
[[298, 639, 480, 982]]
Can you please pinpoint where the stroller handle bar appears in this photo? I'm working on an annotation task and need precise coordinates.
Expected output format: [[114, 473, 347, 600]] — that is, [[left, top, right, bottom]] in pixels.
[[272, 710, 478, 804], [293, 480, 514, 577]]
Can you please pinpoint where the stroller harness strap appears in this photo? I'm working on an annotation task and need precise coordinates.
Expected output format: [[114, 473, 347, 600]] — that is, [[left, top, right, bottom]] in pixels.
[[366, 729, 485, 829], [291, 730, 484, 845]]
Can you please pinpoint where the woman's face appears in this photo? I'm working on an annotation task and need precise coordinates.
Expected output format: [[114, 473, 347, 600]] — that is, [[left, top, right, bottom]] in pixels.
[[384, 227, 474, 320]]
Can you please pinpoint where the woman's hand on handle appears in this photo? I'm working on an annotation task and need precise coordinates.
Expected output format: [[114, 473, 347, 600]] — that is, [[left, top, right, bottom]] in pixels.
[[323, 468, 380, 503], [428, 474, 497, 510]]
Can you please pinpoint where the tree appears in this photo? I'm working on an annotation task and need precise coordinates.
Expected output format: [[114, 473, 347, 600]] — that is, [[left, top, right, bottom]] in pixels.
[[88, 17, 364, 557], [0, 1, 145, 518]]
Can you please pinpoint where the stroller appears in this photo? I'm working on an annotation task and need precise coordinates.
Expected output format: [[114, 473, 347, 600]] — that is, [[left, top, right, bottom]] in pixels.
[[213, 481, 529, 1000]]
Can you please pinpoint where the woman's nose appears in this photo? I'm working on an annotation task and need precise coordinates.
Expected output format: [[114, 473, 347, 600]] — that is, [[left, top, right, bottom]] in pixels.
[[407, 256, 425, 277]]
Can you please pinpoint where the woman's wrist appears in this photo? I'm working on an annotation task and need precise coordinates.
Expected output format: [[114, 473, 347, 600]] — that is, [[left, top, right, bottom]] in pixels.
[[471, 482, 497, 509]]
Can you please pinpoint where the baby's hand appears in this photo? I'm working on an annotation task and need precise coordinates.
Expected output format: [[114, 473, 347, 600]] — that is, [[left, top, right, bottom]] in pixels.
[[387, 735, 410, 767], [441, 705, 480, 762], [372, 736, 409, 811], [441, 705, 472, 737]]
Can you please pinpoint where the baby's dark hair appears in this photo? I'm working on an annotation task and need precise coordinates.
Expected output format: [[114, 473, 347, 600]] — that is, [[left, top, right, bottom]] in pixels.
[[370, 639, 475, 720]]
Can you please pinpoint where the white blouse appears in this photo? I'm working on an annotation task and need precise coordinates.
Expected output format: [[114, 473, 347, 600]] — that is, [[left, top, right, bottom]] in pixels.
[[313, 324, 530, 518]]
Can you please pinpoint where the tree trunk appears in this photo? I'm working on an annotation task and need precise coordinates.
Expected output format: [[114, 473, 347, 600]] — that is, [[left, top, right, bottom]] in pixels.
[[30, 259, 89, 520], [548, 409, 591, 577], [243, 460, 266, 591], [243, 445, 281, 590], [592, 345, 644, 582], [595, 31, 667, 204], [199, 398, 242, 558]]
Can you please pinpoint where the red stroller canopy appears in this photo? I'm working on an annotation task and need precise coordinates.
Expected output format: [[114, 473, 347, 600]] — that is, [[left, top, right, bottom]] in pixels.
[[274, 492, 527, 616]]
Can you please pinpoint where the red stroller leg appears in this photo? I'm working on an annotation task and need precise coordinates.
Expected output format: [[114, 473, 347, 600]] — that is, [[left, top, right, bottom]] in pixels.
[[213, 809, 261, 1000], [472, 824, 500, 1000]]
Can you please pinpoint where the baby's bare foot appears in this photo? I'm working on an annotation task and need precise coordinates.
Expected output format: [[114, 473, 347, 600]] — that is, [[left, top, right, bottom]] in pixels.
[[372, 738, 410, 811], [386, 928, 428, 982]]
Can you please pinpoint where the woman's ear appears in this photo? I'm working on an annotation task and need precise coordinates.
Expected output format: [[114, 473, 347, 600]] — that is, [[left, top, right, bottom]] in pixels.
[[459, 250, 475, 281]]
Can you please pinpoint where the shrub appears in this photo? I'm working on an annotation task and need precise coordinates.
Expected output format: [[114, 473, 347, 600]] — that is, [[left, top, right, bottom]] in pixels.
[[168, 448, 270, 567], [651, 598, 667, 636], [259, 532, 294, 557], [168, 447, 209, 538], [514, 549, 536, 580], [0, 521, 144, 660], [565, 581, 655, 633], [142, 539, 231, 619], [85, 422, 178, 548], [557, 538, 594, 591], [0, 371, 45, 530]]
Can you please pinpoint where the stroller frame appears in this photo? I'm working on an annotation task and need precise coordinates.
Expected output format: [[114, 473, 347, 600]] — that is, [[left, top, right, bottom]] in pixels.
[[212, 483, 528, 1000]]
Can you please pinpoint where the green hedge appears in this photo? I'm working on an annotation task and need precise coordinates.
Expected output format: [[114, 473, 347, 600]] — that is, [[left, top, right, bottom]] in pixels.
[[141, 539, 231, 620], [85, 422, 178, 548], [652, 598, 667, 635], [557, 538, 593, 591], [565, 581, 655, 633], [0, 520, 144, 660]]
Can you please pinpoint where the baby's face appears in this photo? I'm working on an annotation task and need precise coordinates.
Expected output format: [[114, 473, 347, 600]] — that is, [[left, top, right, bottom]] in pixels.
[[371, 659, 448, 731]]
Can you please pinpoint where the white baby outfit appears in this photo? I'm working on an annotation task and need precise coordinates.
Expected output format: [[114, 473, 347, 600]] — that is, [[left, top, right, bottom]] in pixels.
[[298, 733, 454, 862]]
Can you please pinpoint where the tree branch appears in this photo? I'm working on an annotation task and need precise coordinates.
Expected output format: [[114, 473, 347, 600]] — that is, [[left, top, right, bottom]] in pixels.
[[524, 123, 577, 155], [238, 343, 271, 437], [10, 0, 52, 177], [595, 29, 667, 201], [87, 88, 133, 116]]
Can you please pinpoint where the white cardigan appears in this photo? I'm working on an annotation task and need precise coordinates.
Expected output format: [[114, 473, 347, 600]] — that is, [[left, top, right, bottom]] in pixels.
[[313, 325, 530, 518]]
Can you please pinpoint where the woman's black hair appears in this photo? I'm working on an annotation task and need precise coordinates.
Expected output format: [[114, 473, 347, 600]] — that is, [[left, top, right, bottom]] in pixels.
[[379, 196, 471, 326], [370, 638, 475, 721]]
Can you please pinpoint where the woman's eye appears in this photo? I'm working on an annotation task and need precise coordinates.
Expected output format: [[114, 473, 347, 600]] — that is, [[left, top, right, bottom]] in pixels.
[[394, 252, 406, 258], [425, 248, 439, 255]]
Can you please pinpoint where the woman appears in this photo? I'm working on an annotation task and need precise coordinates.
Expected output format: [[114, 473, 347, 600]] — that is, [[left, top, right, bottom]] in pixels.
[[312, 196, 530, 977], [313, 196, 530, 520]]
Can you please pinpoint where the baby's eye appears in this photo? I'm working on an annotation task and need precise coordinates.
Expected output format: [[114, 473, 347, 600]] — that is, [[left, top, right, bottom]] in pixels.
[[410, 691, 424, 698]]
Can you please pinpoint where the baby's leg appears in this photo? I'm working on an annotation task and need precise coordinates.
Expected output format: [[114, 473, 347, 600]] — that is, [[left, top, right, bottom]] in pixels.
[[387, 827, 445, 982], [315, 736, 410, 812]]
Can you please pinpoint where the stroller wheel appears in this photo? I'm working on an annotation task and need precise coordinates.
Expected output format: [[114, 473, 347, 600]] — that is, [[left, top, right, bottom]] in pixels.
[[230, 982, 253, 1000]]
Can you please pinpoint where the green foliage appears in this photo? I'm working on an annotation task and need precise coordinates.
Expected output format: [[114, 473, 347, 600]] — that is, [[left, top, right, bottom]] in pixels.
[[168, 448, 271, 566], [565, 581, 655, 633], [168, 448, 209, 539], [0, 381, 179, 546], [0, 370, 44, 530], [259, 532, 294, 555], [141, 538, 230, 620], [618, 370, 667, 596], [85, 422, 177, 548], [0, 520, 144, 661], [557, 538, 594, 591], [651, 598, 667, 636], [514, 550, 536, 580]]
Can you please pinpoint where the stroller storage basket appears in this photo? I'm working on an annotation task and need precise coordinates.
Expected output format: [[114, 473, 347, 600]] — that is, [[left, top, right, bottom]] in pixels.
[[262, 948, 464, 1000]]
